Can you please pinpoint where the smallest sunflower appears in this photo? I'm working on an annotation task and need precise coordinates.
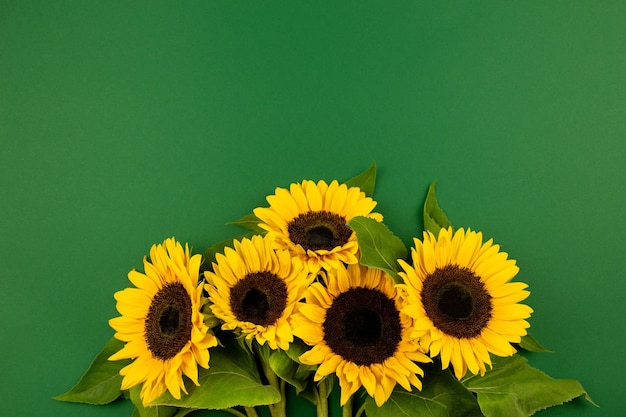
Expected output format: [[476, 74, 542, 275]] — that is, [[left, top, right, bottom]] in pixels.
[[253, 179, 383, 273], [204, 235, 313, 351], [108, 238, 218, 406], [293, 263, 431, 406], [398, 227, 533, 380]]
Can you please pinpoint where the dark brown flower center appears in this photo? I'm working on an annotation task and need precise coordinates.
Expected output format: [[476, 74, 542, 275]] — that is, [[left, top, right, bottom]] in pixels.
[[145, 282, 193, 360], [421, 265, 492, 338], [230, 272, 288, 327], [323, 287, 401, 366], [287, 211, 352, 252]]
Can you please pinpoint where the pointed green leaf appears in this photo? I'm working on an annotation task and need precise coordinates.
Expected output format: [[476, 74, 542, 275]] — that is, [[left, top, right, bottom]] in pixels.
[[285, 340, 318, 383], [319, 374, 337, 399], [129, 386, 178, 417], [345, 161, 377, 197], [346, 216, 407, 283], [200, 232, 256, 272], [296, 380, 319, 406], [256, 341, 314, 397], [268, 349, 308, 394], [283, 337, 311, 364], [518, 333, 551, 353], [363, 366, 483, 417], [227, 212, 266, 234], [463, 355, 596, 417], [423, 181, 452, 236], [151, 338, 280, 409], [54, 337, 129, 405]]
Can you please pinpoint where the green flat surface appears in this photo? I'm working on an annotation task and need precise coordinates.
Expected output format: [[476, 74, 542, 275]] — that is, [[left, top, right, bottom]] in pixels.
[[1, 1, 624, 416]]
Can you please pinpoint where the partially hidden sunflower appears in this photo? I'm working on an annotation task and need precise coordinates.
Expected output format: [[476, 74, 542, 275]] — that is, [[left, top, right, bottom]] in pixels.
[[204, 234, 313, 350], [253, 179, 383, 273], [108, 238, 218, 405], [293, 263, 431, 406], [398, 227, 533, 380]]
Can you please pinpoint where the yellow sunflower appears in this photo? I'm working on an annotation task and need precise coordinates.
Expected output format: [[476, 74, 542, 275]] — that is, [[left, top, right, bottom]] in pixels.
[[204, 234, 313, 350], [108, 238, 218, 405], [293, 263, 431, 406], [253, 179, 383, 273], [398, 227, 533, 380]]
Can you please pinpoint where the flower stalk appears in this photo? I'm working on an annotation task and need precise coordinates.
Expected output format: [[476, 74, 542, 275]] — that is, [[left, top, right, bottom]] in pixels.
[[256, 345, 286, 417], [316, 379, 329, 417], [342, 394, 353, 417]]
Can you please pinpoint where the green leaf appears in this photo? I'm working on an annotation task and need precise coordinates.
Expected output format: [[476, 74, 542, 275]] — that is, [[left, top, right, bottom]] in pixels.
[[344, 161, 377, 197], [346, 216, 407, 283], [285, 339, 318, 384], [129, 386, 179, 417], [256, 342, 314, 397], [54, 337, 129, 405], [423, 181, 452, 237], [151, 338, 280, 409], [518, 333, 551, 353], [318, 374, 337, 399], [296, 381, 319, 406], [200, 232, 256, 272], [227, 212, 267, 234], [363, 365, 483, 417], [462, 355, 596, 417], [268, 349, 308, 394], [283, 337, 310, 363]]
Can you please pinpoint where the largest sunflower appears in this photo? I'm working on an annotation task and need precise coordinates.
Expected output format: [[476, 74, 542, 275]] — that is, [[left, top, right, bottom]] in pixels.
[[253, 179, 383, 273], [398, 227, 533, 380], [108, 238, 218, 405], [293, 263, 431, 406]]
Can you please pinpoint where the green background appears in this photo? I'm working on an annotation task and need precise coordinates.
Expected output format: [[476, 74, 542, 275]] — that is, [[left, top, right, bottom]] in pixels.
[[1, 1, 624, 416]]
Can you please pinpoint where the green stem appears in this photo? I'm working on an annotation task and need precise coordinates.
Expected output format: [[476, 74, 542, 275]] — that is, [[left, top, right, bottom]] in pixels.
[[244, 407, 260, 417], [355, 402, 366, 417], [223, 408, 248, 417], [343, 394, 353, 417], [254, 344, 286, 417], [280, 379, 286, 403], [266, 364, 286, 417], [316, 379, 329, 417]]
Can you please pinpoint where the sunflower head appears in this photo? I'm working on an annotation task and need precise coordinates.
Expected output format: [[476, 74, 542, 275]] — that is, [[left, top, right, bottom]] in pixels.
[[204, 235, 313, 351], [253, 179, 383, 273], [293, 263, 431, 406], [108, 238, 218, 405], [398, 227, 533, 379]]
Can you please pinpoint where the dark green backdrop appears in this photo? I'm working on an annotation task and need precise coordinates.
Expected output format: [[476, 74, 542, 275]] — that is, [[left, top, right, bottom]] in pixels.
[[1, 2, 624, 416]]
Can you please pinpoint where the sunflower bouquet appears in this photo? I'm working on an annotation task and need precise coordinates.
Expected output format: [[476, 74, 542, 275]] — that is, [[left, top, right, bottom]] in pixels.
[[56, 163, 595, 417]]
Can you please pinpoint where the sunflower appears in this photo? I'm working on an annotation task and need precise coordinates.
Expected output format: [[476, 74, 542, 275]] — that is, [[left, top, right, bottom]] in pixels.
[[293, 263, 431, 406], [253, 179, 383, 273], [204, 234, 313, 351], [398, 227, 533, 380], [108, 238, 218, 405]]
